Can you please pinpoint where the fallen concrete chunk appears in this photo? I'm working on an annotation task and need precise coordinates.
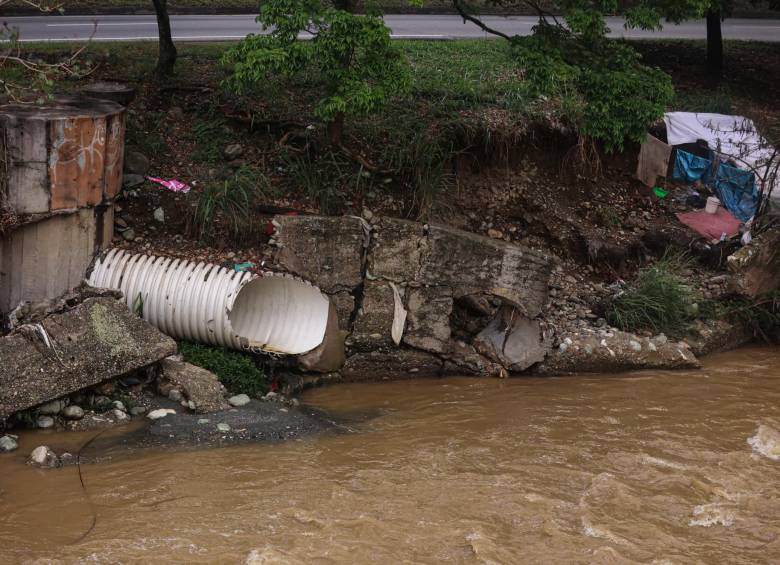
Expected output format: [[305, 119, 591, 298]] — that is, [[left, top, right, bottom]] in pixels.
[[159, 358, 229, 414], [350, 281, 399, 352], [473, 305, 550, 372], [402, 286, 453, 354], [0, 297, 176, 420], [298, 302, 347, 373]]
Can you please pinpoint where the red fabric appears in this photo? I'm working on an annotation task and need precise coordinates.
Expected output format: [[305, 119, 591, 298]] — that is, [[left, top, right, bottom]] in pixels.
[[676, 208, 741, 240]]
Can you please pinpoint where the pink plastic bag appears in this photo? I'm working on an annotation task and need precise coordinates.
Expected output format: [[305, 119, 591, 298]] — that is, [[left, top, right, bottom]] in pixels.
[[145, 176, 191, 194]]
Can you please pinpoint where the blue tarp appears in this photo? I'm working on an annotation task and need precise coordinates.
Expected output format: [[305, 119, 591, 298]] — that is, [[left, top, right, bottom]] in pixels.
[[673, 150, 713, 183], [712, 163, 758, 223]]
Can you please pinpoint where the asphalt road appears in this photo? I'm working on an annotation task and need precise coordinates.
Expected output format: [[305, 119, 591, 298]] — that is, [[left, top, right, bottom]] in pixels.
[[5, 13, 780, 42]]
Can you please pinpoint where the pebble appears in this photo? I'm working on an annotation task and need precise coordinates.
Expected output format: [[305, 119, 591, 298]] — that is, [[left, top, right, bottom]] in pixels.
[[112, 409, 130, 422], [628, 340, 642, 352], [147, 408, 176, 420], [37, 415, 55, 429], [0, 435, 18, 452], [121, 228, 136, 241], [263, 392, 279, 402], [197, 418, 210, 425], [113, 400, 127, 412], [216, 423, 231, 432], [228, 394, 251, 407], [487, 228, 503, 240], [130, 406, 148, 416], [153, 207, 165, 223], [168, 389, 183, 402], [223, 143, 244, 161], [62, 405, 85, 420], [29, 446, 59, 468]]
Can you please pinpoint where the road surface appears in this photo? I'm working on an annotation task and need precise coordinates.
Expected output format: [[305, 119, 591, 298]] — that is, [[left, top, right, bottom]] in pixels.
[[4, 14, 780, 42]]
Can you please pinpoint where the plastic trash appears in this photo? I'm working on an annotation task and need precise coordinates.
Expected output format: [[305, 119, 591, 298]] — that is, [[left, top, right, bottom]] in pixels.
[[652, 187, 668, 199], [144, 176, 192, 194], [233, 262, 256, 273]]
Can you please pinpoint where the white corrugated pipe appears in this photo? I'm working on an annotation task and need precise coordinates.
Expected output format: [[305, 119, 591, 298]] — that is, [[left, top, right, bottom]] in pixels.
[[88, 249, 330, 355]]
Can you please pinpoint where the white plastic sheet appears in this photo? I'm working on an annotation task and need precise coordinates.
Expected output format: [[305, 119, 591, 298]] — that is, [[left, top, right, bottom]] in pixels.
[[664, 112, 779, 204]]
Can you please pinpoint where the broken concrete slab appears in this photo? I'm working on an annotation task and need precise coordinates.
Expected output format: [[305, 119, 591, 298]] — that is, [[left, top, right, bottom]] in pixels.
[[273, 215, 367, 292], [327, 290, 356, 331], [368, 218, 425, 282], [474, 305, 550, 372], [403, 286, 453, 354], [0, 297, 176, 419], [341, 349, 443, 381], [158, 358, 229, 414], [420, 224, 551, 316], [298, 302, 347, 373]]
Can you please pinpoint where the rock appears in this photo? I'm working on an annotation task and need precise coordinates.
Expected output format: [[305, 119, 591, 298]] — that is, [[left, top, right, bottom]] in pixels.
[[114, 217, 128, 229], [0, 435, 18, 452], [228, 394, 251, 407], [487, 228, 504, 240], [223, 143, 244, 161], [62, 405, 85, 420], [153, 207, 165, 223], [147, 408, 176, 420], [112, 408, 130, 422], [158, 359, 229, 414], [130, 406, 148, 416], [168, 389, 183, 402], [628, 340, 642, 352], [38, 399, 66, 415], [37, 415, 55, 429], [298, 302, 347, 373], [402, 286, 453, 354], [121, 228, 136, 241], [60, 452, 75, 466], [124, 150, 150, 175], [473, 305, 550, 372], [341, 350, 443, 381], [216, 423, 231, 432], [168, 106, 184, 119], [263, 391, 279, 401], [350, 281, 400, 352], [113, 400, 126, 412], [197, 418, 210, 424], [122, 174, 145, 189], [29, 446, 59, 468], [728, 226, 780, 297], [0, 297, 177, 420]]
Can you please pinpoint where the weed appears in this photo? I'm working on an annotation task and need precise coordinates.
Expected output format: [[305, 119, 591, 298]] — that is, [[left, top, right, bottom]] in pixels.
[[189, 166, 271, 243], [702, 292, 780, 343], [126, 113, 169, 158], [179, 341, 269, 397], [599, 206, 622, 227], [281, 148, 360, 214], [191, 118, 231, 163], [674, 89, 733, 114], [607, 253, 694, 338]]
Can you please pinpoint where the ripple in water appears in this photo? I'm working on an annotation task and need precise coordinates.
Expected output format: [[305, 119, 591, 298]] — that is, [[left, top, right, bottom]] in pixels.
[[747, 424, 780, 461]]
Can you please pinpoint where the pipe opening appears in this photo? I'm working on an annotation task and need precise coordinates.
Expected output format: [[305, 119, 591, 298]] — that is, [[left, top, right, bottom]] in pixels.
[[228, 275, 330, 355]]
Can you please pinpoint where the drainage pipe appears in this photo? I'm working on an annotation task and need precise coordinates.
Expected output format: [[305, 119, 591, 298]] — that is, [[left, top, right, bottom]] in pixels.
[[88, 249, 330, 355]]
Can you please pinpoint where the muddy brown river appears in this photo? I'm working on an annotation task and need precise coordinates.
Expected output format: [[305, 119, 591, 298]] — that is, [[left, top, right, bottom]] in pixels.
[[2, 347, 780, 564]]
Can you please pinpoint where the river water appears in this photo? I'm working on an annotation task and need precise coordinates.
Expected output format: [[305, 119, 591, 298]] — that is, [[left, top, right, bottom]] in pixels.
[[2, 347, 780, 564]]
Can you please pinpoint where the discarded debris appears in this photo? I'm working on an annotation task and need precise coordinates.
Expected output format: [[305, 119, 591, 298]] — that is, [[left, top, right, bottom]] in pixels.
[[144, 176, 192, 194]]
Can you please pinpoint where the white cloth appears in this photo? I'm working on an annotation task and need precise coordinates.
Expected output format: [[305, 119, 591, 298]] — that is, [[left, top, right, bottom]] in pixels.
[[664, 112, 779, 206]]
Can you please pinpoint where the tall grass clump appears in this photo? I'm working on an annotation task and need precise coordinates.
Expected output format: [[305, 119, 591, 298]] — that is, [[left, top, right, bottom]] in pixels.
[[607, 254, 694, 337]]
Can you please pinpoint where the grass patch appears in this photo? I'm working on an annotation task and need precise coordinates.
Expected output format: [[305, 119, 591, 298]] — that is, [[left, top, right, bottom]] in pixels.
[[179, 341, 269, 397], [188, 166, 272, 243], [607, 253, 695, 338]]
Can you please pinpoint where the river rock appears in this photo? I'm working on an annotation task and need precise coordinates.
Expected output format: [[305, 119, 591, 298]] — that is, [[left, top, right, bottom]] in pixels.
[[37, 415, 55, 429], [112, 408, 130, 422], [130, 406, 148, 416], [158, 359, 229, 414], [228, 394, 251, 407], [153, 207, 165, 223], [147, 408, 176, 420], [124, 150, 150, 175], [62, 405, 85, 420], [473, 305, 550, 372], [29, 446, 59, 468], [216, 423, 231, 432], [37, 399, 66, 415], [113, 400, 126, 412], [168, 389, 183, 402], [0, 435, 18, 452]]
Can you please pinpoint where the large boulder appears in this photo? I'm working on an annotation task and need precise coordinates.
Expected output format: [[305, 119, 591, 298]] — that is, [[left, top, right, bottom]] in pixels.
[[158, 358, 229, 414], [0, 297, 176, 420], [473, 305, 550, 372]]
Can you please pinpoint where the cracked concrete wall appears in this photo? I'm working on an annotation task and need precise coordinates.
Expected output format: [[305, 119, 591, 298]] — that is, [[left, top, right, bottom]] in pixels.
[[272, 215, 554, 379]]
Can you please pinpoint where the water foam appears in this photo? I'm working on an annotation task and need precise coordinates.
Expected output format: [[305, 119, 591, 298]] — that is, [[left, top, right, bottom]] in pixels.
[[747, 424, 780, 461], [689, 504, 735, 528]]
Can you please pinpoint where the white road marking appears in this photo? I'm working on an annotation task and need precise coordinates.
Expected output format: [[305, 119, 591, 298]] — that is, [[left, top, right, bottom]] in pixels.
[[47, 22, 158, 27]]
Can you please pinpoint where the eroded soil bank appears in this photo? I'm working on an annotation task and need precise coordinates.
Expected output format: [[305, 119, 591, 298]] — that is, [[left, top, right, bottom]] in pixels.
[[1, 346, 779, 563]]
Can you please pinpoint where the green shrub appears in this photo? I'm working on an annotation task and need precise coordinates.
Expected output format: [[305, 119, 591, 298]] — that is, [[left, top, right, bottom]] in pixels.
[[179, 341, 269, 397], [607, 254, 694, 337]]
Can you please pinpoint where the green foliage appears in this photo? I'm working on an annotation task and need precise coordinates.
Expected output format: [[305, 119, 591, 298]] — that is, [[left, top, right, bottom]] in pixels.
[[126, 113, 170, 157], [189, 166, 271, 243], [179, 341, 269, 396], [607, 254, 695, 337], [512, 25, 674, 152], [674, 88, 733, 114], [190, 118, 231, 163], [223, 0, 411, 127], [702, 292, 780, 341]]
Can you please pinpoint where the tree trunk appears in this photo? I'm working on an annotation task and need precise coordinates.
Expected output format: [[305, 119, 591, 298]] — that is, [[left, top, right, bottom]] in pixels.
[[327, 112, 345, 146], [152, 0, 177, 77], [706, 9, 723, 81]]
